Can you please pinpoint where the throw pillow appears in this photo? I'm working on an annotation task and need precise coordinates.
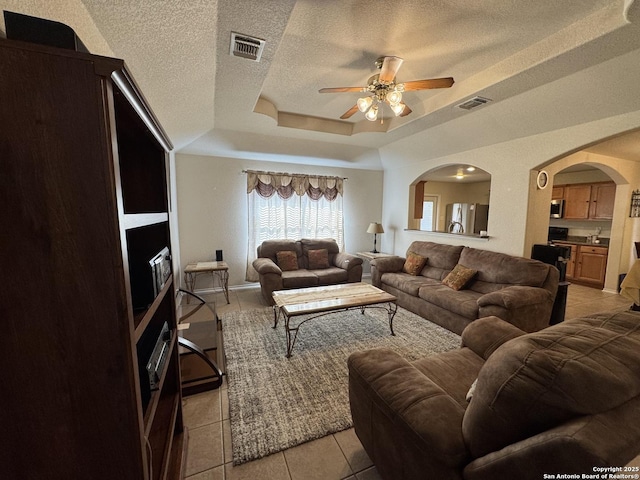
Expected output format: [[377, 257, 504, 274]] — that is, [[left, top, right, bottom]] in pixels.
[[276, 251, 298, 271], [402, 252, 427, 276], [308, 248, 330, 269], [443, 263, 477, 291]]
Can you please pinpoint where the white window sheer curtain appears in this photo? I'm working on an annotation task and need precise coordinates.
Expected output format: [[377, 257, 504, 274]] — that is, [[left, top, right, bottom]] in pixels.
[[245, 171, 344, 282]]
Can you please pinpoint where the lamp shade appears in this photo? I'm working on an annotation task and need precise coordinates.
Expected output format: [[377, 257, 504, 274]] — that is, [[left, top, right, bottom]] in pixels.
[[367, 222, 384, 234]]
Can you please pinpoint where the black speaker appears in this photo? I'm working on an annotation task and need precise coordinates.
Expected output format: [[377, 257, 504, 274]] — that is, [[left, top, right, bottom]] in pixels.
[[216, 250, 223, 261], [4, 11, 89, 53]]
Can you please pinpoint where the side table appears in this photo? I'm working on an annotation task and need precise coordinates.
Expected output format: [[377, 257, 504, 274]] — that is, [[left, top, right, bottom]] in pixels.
[[356, 252, 397, 261], [178, 290, 223, 395], [184, 261, 230, 303]]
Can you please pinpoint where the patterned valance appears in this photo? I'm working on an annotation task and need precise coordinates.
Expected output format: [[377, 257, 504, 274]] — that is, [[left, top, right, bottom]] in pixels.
[[246, 170, 344, 201]]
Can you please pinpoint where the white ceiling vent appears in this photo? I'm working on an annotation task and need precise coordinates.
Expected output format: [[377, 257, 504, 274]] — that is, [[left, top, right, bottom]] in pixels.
[[456, 96, 492, 110], [230, 32, 265, 62]]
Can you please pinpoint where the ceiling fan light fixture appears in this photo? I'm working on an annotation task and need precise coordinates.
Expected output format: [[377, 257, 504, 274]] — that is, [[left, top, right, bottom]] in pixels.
[[365, 104, 379, 121], [387, 89, 402, 105], [391, 102, 405, 116], [357, 96, 373, 112]]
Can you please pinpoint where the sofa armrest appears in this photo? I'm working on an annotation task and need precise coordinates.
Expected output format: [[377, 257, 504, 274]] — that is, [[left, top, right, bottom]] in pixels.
[[370, 256, 405, 287], [348, 348, 469, 468], [252, 257, 282, 275], [461, 316, 526, 360], [334, 252, 363, 271], [477, 286, 555, 332]]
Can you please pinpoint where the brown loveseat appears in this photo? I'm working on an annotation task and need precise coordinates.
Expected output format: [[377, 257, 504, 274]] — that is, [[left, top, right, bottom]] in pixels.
[[371, 241, 559, 334], [348, 311, 640, 480], [252, 238, 363, 305]]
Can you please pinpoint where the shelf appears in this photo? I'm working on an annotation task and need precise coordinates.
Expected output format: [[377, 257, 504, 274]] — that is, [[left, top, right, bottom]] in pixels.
[[123, 213, 169, 230], [143, 335, 178, 433], [135, 274, 174, 339]]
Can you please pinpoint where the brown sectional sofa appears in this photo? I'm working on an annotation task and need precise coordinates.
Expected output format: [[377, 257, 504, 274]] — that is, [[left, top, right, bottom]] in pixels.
[[252, 238, 363, 305], [348, 311, 640, 480], [371, 241, 559, 334]]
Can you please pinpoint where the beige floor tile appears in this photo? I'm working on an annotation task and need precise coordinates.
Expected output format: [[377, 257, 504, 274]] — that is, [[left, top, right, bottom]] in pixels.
[[221, 387, 229, 420], [333, 428, 373, 474], [182, 390, 221, 428], [186, 465, 224, 480], [222, 419, 232, 464], [355, 466, 383, 480], [224, 452, 291, 480], [185, 422, 224, 477], [179, 301, 218, 324], [284, 435, 353, 480], [627, 453, 640, 467]]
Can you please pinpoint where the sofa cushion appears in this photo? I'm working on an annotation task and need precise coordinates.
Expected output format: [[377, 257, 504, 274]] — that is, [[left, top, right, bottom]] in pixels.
[[442, 264, 477, 291], [301, 238, 339, 268], [403, 252, 428, 275], [459, 247, 549, 293], [418, 285, 481, 319], [462, 311, 640, 458], [382, 272, 441, 296], [308, 248, 330, 269], [405, 241, 464, 281], [276, 251, 299, 271], [313, 267, 348, 285], [258, 239, 302, 262], [281, 270, 319, 288]]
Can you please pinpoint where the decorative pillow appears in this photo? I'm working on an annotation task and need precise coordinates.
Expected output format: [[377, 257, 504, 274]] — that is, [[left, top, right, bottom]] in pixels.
[[443, 264, 477, 290], [402, 252, 427, 276], [308, 248, 330, 269], [276, 251, 298, 271]]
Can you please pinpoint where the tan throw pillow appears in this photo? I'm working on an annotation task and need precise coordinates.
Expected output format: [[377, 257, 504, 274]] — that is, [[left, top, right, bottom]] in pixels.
[[443, 264, 477, 290], [402, 252, 427, 276], [308, 248, 330, 269], [276, 251, 298, 271]]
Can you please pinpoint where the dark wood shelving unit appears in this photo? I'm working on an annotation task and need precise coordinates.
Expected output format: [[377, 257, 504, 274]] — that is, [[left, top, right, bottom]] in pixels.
[[0, 37, 185, 480]]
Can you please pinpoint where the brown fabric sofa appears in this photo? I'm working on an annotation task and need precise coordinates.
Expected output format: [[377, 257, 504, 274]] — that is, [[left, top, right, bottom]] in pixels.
[[348, 311, 640, 480], [371, 241, 559, 334], [252, 238, 363, 305]]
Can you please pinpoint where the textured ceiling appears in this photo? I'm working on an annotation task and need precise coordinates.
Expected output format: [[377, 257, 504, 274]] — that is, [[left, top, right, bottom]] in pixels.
[[9, 0, 640, 167]]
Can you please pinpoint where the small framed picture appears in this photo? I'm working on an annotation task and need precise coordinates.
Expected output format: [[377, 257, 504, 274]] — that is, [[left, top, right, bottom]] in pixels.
[[536, 170, 549, 190]]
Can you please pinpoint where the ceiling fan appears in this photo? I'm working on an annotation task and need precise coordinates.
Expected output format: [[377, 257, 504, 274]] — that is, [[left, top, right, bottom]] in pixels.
[[319, 56, 454, 121]]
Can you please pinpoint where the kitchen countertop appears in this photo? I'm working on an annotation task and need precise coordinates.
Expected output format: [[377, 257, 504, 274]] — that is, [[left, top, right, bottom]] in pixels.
[[553, 236, 610, 247]]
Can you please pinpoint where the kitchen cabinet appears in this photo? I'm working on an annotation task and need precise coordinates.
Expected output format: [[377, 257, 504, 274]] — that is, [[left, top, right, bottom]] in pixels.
[[589, 182, 616, 219], [574, 245, 608, 287], [566, 244, 578, 278], [551, 186, 564, 200], [556, 243, 607, 288], [562, 182, 615, 220]]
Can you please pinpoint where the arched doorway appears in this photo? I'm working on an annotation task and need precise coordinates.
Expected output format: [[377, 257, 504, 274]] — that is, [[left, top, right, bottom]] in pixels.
[[528, 147, 638, 293]]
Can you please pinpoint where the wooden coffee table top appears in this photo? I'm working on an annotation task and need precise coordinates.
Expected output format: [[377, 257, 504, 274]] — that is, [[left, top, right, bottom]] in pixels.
[[272, 282, 396, 317]]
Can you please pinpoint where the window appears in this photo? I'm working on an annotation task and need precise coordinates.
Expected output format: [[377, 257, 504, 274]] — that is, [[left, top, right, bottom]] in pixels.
[[245, 171, 344, 281], [420, 196, 438, 231]]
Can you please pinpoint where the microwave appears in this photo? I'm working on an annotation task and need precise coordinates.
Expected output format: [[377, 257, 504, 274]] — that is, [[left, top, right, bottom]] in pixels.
[[550, 199, 564, 218]]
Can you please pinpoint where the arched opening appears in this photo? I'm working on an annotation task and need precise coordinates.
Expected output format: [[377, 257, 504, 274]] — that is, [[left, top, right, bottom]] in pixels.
[[408, 164, 491, 236], [527, 129, 640, 293]]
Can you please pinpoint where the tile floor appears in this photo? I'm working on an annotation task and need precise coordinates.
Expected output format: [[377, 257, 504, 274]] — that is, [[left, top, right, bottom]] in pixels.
[[178, 283, 640, 480]]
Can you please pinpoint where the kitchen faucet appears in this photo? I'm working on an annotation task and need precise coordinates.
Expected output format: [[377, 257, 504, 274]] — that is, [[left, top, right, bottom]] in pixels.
[[449, 221, 464, 234]]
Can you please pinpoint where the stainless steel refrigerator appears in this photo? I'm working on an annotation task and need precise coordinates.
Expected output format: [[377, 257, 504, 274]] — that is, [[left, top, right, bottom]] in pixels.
[[445, 203, 489, 234]]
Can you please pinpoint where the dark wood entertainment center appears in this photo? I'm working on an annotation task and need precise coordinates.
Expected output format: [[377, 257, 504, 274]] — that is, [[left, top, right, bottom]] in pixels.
[[0, 37, 185, 479]]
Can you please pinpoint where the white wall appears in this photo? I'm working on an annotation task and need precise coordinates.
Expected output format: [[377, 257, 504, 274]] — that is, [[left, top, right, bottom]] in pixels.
[[175, 154, 384, 288]]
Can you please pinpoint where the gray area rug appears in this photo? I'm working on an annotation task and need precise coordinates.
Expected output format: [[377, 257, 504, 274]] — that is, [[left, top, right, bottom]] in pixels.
[[221, 306, 461, 465]]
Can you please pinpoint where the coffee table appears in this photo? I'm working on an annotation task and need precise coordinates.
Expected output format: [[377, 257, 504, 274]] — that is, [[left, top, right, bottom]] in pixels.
[[272, 282, 397, 358]]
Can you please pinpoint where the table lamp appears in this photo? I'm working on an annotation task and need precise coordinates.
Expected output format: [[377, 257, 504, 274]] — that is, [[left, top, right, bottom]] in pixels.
[[367, 222, 384, 253]]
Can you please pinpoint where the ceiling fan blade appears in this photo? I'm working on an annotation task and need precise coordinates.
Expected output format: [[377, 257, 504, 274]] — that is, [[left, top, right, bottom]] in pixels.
[[401, 77, 455, 91], [319, 87, 364, 93], [378, 56, 404, 83], [340, 104, 360, 119], [399, 104, 412, 117]]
